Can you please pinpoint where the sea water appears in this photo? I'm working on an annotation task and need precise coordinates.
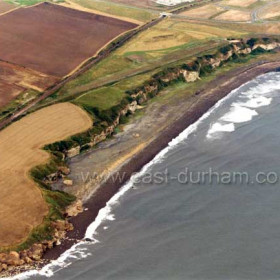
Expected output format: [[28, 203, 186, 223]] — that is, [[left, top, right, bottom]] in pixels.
[[11, 72, 280, 280]]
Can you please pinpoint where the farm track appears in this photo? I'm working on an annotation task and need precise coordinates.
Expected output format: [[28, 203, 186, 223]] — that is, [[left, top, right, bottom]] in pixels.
[[171, 13, 252, 23], [99, 0, 217, 13], [170, 0, 222, 14]]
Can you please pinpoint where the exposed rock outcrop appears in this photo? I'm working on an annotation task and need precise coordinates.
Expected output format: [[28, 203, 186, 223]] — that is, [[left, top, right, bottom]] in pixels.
[[0, 217, 76, 275], [63, 179, 73, 186], [253, 42, 280, 51], [65, 199, 83, 217], [181, 70, 200, 82], [67, 146, 80, 158]]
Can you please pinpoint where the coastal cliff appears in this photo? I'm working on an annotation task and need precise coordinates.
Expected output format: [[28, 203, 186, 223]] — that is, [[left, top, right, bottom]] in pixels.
[[45, 38, 280, 163], [1, 37, 279, 276]]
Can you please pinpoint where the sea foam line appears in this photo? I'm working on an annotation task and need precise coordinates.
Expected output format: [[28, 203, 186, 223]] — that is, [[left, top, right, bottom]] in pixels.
[[6, 72, 279, 280]]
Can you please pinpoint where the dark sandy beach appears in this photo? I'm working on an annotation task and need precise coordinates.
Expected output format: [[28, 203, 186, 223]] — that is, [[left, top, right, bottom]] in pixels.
[[44, 58, 280, 260]]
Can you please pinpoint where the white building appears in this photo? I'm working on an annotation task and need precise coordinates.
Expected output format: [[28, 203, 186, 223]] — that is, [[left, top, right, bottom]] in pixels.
[[155, 0, 194, 6]]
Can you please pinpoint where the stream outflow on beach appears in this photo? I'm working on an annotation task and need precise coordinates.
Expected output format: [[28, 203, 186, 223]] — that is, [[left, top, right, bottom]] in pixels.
[[17, 72, 280, 280]]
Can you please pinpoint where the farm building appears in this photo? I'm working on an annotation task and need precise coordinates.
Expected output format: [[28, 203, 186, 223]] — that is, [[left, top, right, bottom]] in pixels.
[[155, 0, 194, 6]]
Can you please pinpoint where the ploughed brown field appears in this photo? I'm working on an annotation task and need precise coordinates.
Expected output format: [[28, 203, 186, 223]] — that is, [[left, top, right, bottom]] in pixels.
[[0, 82, 24, 108], [0, 2, 138, 77], [0, 103, 92, 247], [0, 61, 58, 107]]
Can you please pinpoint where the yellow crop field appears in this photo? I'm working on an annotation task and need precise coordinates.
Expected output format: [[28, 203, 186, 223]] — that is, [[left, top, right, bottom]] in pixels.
[[180, 4, 224, 19], [118, 19, 245, 54], [215, 10, 251, 21], [224, 0, 258, 7], [0, 103, 92, 247], [259, 3, 280, 19]]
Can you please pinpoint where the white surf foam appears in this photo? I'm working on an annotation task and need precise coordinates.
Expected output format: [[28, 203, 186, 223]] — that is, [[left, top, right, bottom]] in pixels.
[[241, 76, 280, 99], [7, 72, 280, 280], [221, 105, 258, 123], [241, 96, 272, 108], [207, 122, 235, 139], [207, 72, 280, 139]]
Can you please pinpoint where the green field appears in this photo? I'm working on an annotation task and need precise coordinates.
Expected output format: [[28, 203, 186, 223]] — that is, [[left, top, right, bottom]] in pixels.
[[75, 87, 125, 110], [0, 89, 40, 121], [73, 72, 154, 110]]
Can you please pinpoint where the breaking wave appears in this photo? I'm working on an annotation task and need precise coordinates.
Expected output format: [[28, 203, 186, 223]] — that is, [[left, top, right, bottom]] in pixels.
[[207, 72, 280, 139]]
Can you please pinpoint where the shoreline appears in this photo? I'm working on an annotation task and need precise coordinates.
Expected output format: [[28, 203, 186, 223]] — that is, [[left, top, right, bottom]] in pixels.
[[42, 58, 280, 261], [43, 60, 280, 261], [2, 57, 280, 277]]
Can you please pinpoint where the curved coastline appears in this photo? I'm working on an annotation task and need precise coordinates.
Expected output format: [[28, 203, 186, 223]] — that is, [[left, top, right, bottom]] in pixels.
[[40, 59, 280, 263], [3, 58, 280, 279]]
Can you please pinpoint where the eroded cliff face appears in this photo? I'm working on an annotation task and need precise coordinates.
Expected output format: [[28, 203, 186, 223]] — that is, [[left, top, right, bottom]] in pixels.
[[63, 38, 280, 160], [67, 101, 139, 158], [0, 220, 74, 274], [181, 70, 200, 82], [253, 42, 280, 50]]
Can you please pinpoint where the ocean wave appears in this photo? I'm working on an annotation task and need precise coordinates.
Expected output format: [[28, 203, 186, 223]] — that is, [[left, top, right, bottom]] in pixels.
[[207, 122, 235, 139], [221, 105, 258, 123], [241, 96, 272, 108], [242, 76, 280, 98], [206, 72, 280, 139], [84, 96, 227, 240]]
